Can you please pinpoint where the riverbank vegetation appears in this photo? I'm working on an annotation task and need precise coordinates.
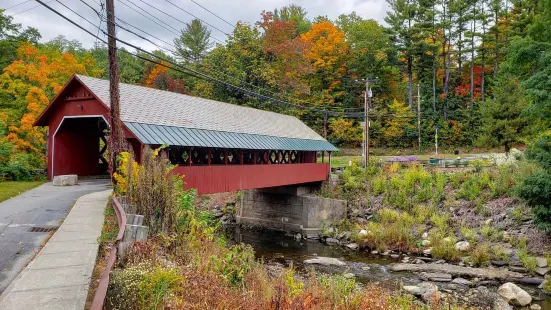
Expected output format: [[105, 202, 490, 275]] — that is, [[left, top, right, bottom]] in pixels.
[[323, 143, 551, 271], [105, 147, 472, 309]]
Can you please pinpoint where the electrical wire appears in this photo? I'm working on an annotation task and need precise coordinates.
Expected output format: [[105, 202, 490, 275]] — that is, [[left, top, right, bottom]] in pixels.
[[34, 0, 364, 118], [78, 1, 363, 116], [3, 0, 32, 11], [163, 0, 230, 36], [188, 0, 234, 28]]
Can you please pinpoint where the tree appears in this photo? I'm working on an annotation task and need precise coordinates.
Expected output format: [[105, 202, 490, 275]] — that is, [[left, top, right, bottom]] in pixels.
[[0, 42, 102, 166], [0, 10, 41, 70], [385, 0, 418, 108], [273, 4, 311, 34], [173, 19, 213, 63], [476, 77, 528, 152], [383, 99, 414, 144], [328, 118, 362, 147], [300, 21, 349, 97]]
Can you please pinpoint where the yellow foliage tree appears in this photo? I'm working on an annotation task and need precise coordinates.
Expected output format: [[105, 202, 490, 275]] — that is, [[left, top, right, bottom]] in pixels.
[[329, 118, 363, 147], [0, 42, 102, 165], [383, 99, 414, 141]]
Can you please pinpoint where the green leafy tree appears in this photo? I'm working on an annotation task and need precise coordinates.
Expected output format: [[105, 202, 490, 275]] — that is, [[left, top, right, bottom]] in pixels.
[[0, 10, 41, 69], [476, 77, 529, 152], [273, 4, 311, 35], [174, 19, 213, 63]]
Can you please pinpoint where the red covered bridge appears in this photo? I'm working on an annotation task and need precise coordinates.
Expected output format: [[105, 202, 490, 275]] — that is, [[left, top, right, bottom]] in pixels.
[[34, 75, 337, 194]]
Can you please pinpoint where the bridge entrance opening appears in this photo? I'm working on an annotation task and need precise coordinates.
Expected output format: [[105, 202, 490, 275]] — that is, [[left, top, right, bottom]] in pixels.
[[52, 116, 109, 178]]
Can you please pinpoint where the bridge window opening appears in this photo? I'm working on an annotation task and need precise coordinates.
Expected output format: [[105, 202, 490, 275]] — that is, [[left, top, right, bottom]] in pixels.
[[243, 151, 254, 164], [256, 151, 267, 164]]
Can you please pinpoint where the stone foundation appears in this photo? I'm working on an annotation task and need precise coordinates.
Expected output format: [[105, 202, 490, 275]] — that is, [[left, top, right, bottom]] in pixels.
[[237, 184, 346, 238]]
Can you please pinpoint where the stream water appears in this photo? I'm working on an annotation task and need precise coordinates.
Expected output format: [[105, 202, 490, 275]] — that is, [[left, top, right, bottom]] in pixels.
[[226, 226, 551, 309]]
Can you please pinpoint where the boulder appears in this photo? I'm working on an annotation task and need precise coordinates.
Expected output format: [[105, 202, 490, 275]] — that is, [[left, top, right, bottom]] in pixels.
[[423, 248, 432, 255], [346, 243, 359, 250], [421, 239, 431, 246], [325, 238, 339, 245], [52, 174, 78, 186], [403, 285, 426, 296], [491, 260, 509, 267], [493, 297, 513, 310], [452, 277, 472, 287], [497, 282, 532, 307], [535, 267, 550, 276], [536, 257, 548, 268], [531, 305, 542, 310], [455, 241, 471, 251], [358, 229, 368, 237], [420, 272, 452, 282], [304, 257, 346, 267]]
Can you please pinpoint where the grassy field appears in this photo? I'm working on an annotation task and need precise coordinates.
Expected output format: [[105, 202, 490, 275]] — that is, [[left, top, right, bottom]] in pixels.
[[0, 181, 45, 203]]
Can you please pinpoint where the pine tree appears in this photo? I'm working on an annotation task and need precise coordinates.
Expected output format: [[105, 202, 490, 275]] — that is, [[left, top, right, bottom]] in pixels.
[[173, 19, 213, 63], [385, 0, 418, 108]]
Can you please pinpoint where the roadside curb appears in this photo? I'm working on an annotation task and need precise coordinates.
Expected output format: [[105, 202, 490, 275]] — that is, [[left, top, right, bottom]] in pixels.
[[0, 189, 112, 310]]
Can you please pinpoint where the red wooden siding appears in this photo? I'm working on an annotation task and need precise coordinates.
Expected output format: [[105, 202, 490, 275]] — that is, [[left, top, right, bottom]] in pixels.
[[44, 79, 136, 179], [174, 163, 330, 194]]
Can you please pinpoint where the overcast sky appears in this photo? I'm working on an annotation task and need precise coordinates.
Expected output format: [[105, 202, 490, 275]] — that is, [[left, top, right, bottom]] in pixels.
[[3, 0, 388, 51]]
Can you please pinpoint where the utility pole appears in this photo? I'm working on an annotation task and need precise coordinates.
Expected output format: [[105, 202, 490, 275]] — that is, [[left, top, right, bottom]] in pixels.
[[417, 84, 421, 149], [106, 0, 122, 180], [323, 112, 327, 139], [356, 77, 377, 168]]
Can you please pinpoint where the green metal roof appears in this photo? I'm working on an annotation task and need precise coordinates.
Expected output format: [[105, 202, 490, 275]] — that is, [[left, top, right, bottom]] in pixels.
[[125, 122, 338, 152]]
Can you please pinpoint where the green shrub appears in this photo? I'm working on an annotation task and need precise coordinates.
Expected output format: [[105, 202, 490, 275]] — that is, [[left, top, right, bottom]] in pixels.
[[526, 131, 551, 171], [460, 226, 477, 243], [431, 237, 460, 262], [371, 173, 386, 196], [208, 243, 255, 286], [517, 248, 538, 272], [492, 245, 511, 262], [517, 170, 551, 231], [318, 274, 356, 304], [480, 225, 502, 242], [108, 262, 182, 310], [284, 268, 304, 299], [470, 243, 491, 266]]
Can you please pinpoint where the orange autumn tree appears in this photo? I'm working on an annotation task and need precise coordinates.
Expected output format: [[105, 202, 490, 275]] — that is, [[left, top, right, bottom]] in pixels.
[[0, 42, 102, 166], [300, 21, 349, 105]]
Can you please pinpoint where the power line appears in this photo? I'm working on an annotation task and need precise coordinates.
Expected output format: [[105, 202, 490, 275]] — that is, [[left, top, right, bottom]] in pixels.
[[3, 0, 32, 11], [164, 0, 230, 36], [34, 0, 363, 118], [82, 6, 359, 116], [129, 0, 226, 44], [188, 0, 234, 28], [116, 0, 179, 36], [8, 0, 54, 15]]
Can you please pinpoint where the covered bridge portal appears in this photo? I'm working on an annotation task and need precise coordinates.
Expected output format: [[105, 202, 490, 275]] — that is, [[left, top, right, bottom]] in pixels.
[[35, 75, 337, 194]]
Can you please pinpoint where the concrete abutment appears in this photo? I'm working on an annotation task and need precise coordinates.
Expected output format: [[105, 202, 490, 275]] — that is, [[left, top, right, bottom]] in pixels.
[[236, 182, 347, 238]]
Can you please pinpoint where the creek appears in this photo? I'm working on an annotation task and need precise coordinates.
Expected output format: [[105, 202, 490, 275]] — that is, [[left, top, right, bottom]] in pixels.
[[225, 226, 551, 309]]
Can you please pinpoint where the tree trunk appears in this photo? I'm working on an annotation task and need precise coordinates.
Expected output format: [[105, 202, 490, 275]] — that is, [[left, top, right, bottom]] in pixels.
[[494, 9, 499, 78], [408, 56, 413, 108], [470, 11, 476, 103]]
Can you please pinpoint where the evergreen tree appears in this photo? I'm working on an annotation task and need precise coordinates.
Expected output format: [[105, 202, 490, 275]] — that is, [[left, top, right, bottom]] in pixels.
[[173, 19, 213, 63]]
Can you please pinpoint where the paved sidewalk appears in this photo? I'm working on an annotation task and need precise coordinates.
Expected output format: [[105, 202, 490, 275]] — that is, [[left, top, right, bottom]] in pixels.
[[0, 180, 110, 293], [0, 189, 112, 310]]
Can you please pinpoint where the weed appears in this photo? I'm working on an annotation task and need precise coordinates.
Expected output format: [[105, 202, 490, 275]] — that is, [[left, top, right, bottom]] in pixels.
[[431, 237, 461, 262], [518, 248, 538, 272], [208, 243, 255, 286], [469, 243, 491, 266], [481, 225, 502, 242], [492, 245, 511, 262], [460, 226, 477, 244], [510, 206, 523, 221], [318, 273, 356, 304], [284, 268, 304, 299]]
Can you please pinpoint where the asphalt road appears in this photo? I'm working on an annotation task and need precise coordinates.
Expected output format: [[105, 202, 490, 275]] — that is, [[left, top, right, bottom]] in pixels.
[[0, 179, 110, 293]]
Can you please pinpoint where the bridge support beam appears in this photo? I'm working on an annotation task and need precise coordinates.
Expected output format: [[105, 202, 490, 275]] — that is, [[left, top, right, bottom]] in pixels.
[[237, 183, 346, 238]]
